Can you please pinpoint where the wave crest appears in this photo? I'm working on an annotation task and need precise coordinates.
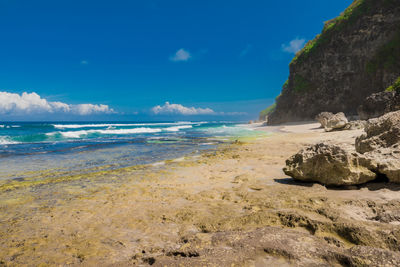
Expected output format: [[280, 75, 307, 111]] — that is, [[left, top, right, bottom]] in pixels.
[[47, 127, 163, 138], [52, 122, 205, 129], [0, 136, 20, 145]]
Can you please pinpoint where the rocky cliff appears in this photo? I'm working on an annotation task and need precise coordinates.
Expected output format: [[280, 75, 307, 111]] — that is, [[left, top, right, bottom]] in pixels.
[[267, 0, 400, 125]]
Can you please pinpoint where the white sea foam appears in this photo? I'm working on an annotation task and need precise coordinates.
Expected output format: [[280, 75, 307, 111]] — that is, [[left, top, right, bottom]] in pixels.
[[97, 128, 162, 135], [200, 142, 215, 145], [52, 122, 206, 129], [0, 136, 19, 145], [59, 130, 91, 138], [46, 124, 193, 138], [200, 125, 254, 135], [47, 127, 163, 138], [46, 124, 195, 139], [53, 123, 139, 129], [164, 125, 193, 132]]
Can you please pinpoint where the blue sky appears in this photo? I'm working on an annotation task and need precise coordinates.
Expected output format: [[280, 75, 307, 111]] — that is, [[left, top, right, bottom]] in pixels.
[[0, 0, 353, 121]]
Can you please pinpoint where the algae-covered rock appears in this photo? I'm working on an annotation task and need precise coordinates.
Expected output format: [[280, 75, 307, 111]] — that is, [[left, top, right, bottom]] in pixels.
[[349, 246, 400, 267], [154, 227, 400, 267]]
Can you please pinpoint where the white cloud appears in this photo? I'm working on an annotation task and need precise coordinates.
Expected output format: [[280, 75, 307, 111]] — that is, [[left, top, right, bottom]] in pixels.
[[151, 102, 215, 115], [170, 48, 191, 62], [281, 38, 306, 54], [0, 91, 115, 116], [72, 104, 112, 115]]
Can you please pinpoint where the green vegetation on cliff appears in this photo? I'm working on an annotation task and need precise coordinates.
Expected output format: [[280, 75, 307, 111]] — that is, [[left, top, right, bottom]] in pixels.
[[386, 77, 400, 92], [291, 0, 369, 65], [266, 0, 400, 124], [293, 74, 315, 93], [259, 103, 276, 120], [366, 30, 400, 74], [291, 0, 399, 66]]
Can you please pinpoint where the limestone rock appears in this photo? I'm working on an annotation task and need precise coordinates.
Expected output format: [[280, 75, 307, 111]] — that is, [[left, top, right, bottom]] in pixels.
[[356, 111, 400, 183], [388, 91, 400, 113], [349, 246, 400, 267], [324, 112, 349, 132], [315, 112, 349, 132], [315, 112, 334, 128], [154, 227, 400, 267], [317, 112, 365, 131], [358, 91, 396, 120], [283, 143, 376, 186], [345, 120, 367, 130], [356, 111, 400, 153]]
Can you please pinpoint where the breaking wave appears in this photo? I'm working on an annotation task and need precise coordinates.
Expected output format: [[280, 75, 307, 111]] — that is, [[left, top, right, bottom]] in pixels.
[[47, 127, 163, 138], [0, 136, 20, 145], [52, 122, 205, 129]]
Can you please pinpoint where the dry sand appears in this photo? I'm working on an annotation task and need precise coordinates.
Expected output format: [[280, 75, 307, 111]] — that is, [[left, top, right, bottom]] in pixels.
[[1, 122, 400, 266]]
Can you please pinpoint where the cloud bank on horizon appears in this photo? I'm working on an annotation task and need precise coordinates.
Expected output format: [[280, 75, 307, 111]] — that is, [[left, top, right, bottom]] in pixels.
[[151, 102, 215, 115], [281, 38, 306, 54], [151, 102, 247, 116], [0, 91, 249, 120], [0, 91, 114, 116]]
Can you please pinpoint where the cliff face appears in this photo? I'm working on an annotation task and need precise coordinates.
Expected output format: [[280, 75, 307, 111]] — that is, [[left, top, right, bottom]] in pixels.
[[268, 0, 400, 125]]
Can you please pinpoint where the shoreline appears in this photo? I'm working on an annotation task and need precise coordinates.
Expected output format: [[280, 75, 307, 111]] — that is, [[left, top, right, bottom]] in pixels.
[[1, 122, 400, 266], [0, 123, 270, 193]]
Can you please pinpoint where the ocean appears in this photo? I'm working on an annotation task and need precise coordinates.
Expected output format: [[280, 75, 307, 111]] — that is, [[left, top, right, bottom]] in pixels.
[[0, 121, 267, 181]]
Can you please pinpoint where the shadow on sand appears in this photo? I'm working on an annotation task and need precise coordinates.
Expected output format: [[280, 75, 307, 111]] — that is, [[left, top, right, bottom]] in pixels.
[[274, 177, 400, 192]]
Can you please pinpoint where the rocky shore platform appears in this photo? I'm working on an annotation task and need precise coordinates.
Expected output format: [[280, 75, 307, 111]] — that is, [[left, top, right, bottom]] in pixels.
[[1, 122, 400, 266]]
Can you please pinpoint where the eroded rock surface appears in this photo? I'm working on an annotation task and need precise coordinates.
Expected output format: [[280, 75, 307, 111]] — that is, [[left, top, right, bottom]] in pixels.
[[152, 227, 400, 267], [345, 120, 367, 130], [286, 111, 400, 185], [324, 112, 349, 132], [356, 110, 400, 183], [325, 112, 348, 132], [358, 91, 397, 120], [316, 112, 334, 128], [356, 111, 400, 153], [283, 143, 376, 186], [317, 112, 366, 132]]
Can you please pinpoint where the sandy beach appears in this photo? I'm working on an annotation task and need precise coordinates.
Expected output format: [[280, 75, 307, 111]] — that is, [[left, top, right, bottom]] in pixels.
[[1, 122, 400, 266]]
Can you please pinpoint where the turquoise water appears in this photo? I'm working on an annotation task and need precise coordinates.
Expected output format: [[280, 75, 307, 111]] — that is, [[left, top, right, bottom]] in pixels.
[[0, 121, 266, 180]]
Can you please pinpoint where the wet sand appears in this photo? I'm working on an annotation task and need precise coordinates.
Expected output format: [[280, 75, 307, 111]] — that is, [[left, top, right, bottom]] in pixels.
[[1, 122, 400, 266]]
